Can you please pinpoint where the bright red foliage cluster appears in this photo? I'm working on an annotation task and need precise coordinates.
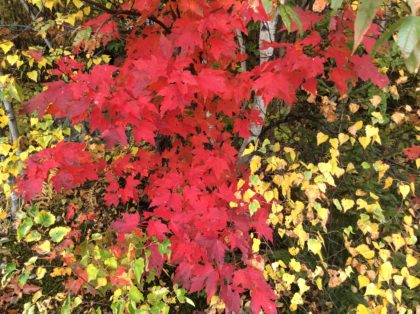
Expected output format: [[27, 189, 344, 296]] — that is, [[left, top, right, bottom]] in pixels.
[[18, 1, 389, 312]]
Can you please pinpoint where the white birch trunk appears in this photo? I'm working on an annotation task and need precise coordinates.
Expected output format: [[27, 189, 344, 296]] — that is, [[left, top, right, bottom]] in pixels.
[[238, 18, 277, 160]]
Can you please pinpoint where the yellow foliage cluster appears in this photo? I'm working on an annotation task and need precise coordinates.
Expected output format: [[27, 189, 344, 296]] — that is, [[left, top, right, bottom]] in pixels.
[[239, 103, 419, 312]]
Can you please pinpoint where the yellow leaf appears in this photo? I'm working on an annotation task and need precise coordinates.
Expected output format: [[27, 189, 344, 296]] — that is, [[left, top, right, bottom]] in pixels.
[[398, 185, 410, 199], [297, 278, 310, 294], [406, 275, 420, 289], [348, 121, 363, 136], [379, 261, 393, 282], [250, 155, 261, 174], [263, 190, 274, 202], [288, 246, 300, 256], [0, 41, 14, 53], [406, 254, 417, 268], [365, 125, 379, 138], [73, 0, 83, 8], [365, 283, 380, 296], [383, 177, 393, 189], [27, 70, 38, 82], [338, 133, 349, 145], [243, 189, 255, 203], [290, 292, 303, 307], [355, 244, 375, 260], [242, 143, 255, 156], [358, 275, 370, 288], [252, 238, 261, 253], [356, 304, 370, 314], [36, 240, 51, 254], [393, 275, 404, 285], [273, 142, 281, 152], [391, 233, 405, 251], [96, 277, 107, 288], [341, 199, 355, 212], [307, 238, 322, 255], [358, 136, 371, 149], [6, 54, 19, 66], [289, 259, 301, 272], [317, 132, 329, 145], [237, 179, 245, 189], [329, 138, 339, 149], [51, 267, 72, 277], [36, 267, 47, 279]]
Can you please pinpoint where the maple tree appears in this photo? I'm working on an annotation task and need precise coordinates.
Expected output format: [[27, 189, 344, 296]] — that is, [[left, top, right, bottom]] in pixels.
[[1, 0, 419, 312]]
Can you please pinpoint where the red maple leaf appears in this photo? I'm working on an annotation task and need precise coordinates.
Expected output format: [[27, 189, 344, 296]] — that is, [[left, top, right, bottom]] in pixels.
[[110, 212, 140, 234], [403, 145, 420, 160]]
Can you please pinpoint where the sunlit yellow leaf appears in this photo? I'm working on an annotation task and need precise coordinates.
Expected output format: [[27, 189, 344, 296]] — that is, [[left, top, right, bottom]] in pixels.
[[317, 132, 329, 145], [341, 199, 355, 212], [398, 184, 410, 199], [358, 136, 371, 149], [338, 133, 350, 145], [0, 41, 14, 53], [365, 283, 380, 296], [307, 238, 322, 255], [406, 254, 417, 268], [289, 259, 301, 272], [406, 275, 420, 289], [36, 267, 47, 280], [356, 304, 370, 314], [297, 278, 310, 294], [250, 155, 261, 174], [242, 143, 255, 156], [264, 190, 274, 202], [27, 70, 38, 82], [6, 54, 19, 65], [383, 177, 393, 189], [379, 261, 393, 282], [391, 233, 405, 251], [358, 275, 370, 288], [252, 238, 261, 253], [355, 244, 375, 260]]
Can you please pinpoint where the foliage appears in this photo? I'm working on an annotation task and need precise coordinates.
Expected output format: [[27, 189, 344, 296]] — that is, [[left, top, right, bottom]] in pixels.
[[0, 0, 419, 313]]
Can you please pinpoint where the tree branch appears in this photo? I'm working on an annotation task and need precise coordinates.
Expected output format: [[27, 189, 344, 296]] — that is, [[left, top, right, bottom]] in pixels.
[[80, 0, 171, 33]]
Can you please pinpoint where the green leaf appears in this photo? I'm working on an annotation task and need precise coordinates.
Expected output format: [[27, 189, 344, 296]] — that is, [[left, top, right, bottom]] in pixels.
[[1, 263, 16, 286], [397, 16, 420, 57], [34, 210, 56, 227], [158, 239, 172, 261], [404, 45, 420, 73], [262, 0, 273, 14], [86, 264, 99, 281], [249, 199, 260, 216], [61, 295, 71, 314], [104, 257, 118, 269], [17, 218, 33, 242], [331, 0, 344, 10], [132, 258, 145, 284], [354, 0, 382, 53], [278, 6, 292, 33], [18, 272, 30, 286], [24, 230, 42, 242], [285, 5, 303, 35], [371, 17, 406, 55], [129, 286, 144, 303], [49, 226, 71, 243]]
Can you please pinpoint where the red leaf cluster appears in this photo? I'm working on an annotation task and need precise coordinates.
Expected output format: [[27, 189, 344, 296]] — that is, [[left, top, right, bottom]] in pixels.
[[19, 1, 390, 312]]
